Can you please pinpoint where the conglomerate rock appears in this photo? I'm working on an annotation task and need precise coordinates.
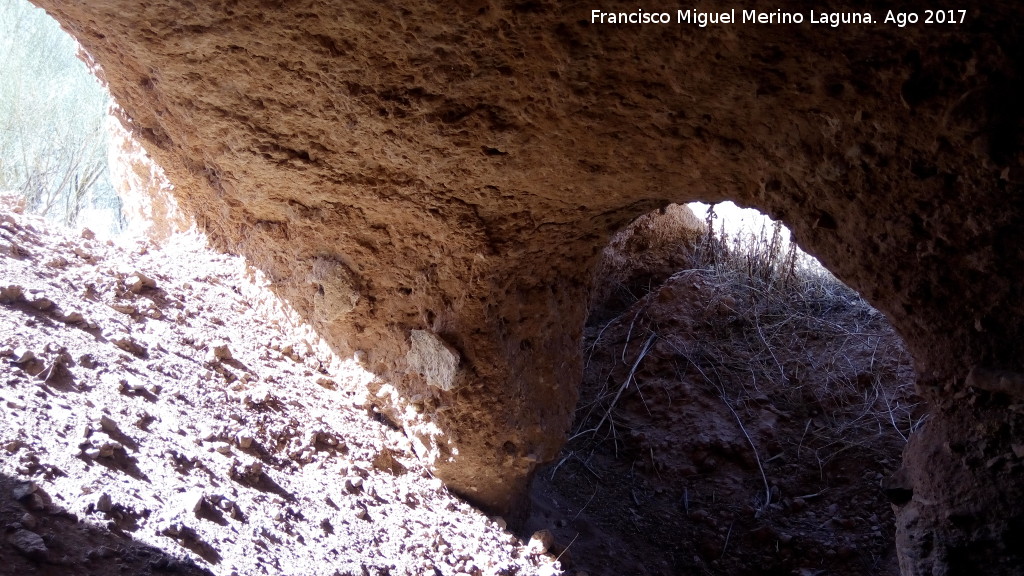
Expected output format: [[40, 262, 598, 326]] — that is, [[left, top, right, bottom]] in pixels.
[[29, 1, 1024, 572]]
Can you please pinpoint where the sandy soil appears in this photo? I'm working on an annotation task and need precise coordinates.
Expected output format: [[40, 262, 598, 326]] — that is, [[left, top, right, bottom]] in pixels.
[[0, 209, 562, 576]]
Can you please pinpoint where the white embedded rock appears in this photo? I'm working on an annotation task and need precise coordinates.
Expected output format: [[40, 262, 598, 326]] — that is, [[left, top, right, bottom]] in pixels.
[[406, 330, 460, 391]]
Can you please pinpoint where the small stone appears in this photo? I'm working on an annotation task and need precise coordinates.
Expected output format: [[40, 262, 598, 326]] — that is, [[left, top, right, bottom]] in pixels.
[[236, 433, 254, 449], [109, 302, 137, 315], [208, 342, 233, 362], [12, 480, 37, 500], [97, 442, 121, 458], [25, 492, 47, 511], [198, 427, 218, 442], [344, 477, 364, 493], [213, 442, 232, 455], [96, 493, 113, 512], [316, 377, 337, 390], [229, 460, 263, 483], [0, 285, 25, 304], [1012, 444, 1024, 459], [29, 297, 54, 311], [11, 347, 36, 365], [99, 415, 119, 434], [406, 330, 461, 391], [161, 523, 198, 540], [112, 337, 147, 357], [8, 529, 47, 560], [529, 529, 555, 553], [60, 311, 85, 324], [20, 513, 37, 530], [128, 272, 157, 294], [184, 490, 206, 514], [80, 228, 95, 240]]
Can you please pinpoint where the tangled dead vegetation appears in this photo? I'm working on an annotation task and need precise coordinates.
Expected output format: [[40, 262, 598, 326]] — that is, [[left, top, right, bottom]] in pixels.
[[529, 210, 920, 575]]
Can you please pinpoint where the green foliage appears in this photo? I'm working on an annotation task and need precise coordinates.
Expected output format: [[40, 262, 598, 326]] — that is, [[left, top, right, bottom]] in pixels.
[[0, 0, 120, 227]]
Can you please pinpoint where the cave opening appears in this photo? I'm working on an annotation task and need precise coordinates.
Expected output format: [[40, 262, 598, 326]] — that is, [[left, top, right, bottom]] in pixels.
[[0, 0, 187, 241], [0, 0, 120, 231], [18, 2, 1024, 573], [526, 202, 922, 576]]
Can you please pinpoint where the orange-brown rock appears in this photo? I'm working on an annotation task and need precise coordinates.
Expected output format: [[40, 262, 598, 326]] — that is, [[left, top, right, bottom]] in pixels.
[[32, 1, 1024, 572]]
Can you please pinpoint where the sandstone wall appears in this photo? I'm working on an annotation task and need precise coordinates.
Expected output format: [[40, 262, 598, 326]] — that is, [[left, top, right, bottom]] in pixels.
[[31, 1, 1024, 571]]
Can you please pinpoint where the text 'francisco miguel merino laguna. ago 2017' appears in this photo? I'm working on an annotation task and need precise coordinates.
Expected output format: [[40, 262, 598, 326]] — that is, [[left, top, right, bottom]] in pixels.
[[589, 9, 968, 27]]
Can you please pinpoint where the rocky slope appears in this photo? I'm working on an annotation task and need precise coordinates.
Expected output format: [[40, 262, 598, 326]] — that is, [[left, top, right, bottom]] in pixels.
[[0, 208, 561, 576]]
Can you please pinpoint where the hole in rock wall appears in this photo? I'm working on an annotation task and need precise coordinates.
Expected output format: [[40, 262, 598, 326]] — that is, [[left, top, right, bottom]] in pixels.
[[0, 1, 185, 240], [526, 202, 923, 576], [0, 1, 118, 231]]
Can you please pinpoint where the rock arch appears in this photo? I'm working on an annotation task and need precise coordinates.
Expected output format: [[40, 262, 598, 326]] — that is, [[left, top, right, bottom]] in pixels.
[[32, 1, 1024, 572]]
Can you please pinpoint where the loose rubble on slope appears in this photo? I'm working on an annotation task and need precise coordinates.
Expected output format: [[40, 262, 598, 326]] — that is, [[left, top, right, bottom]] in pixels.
[[0, 209, 563, 576]]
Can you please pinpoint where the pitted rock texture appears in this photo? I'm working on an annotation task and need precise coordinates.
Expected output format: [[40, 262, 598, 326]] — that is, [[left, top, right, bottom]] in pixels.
[[589, 203, 705, 319], [30, 0, 1024, 570]]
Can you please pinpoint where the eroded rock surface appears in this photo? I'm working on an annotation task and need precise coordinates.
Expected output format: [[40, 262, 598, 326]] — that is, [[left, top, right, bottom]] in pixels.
[[30, 1, 1024, 571]]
